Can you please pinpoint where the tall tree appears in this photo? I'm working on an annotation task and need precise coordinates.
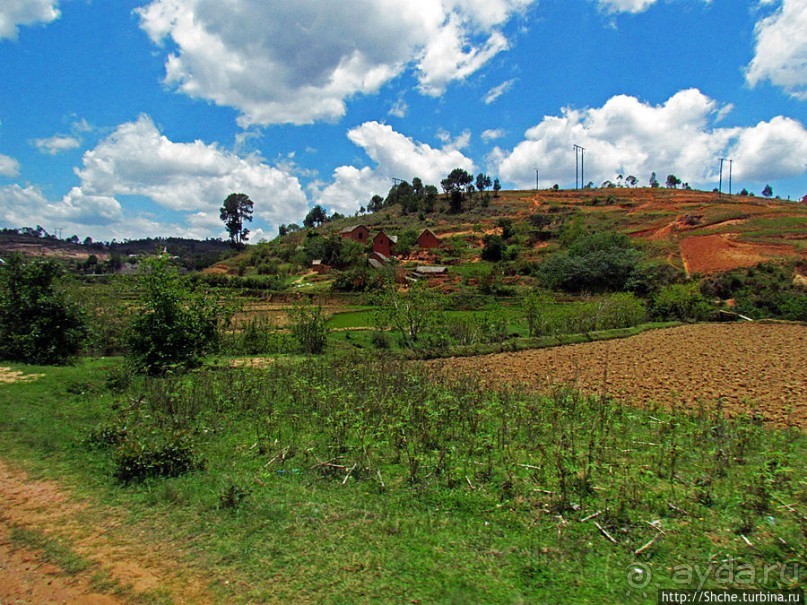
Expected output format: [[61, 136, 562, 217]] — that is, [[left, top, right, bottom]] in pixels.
[[441, 168, 473, 195], [476, 173, 492, 192], [303, 205, 328, 228], [220, 193, 254, 247]]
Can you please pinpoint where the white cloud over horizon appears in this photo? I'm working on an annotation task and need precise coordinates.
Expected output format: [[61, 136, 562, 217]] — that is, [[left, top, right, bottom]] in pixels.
[[0, 115, 310, 240], [490, 89, 807, 189], [137, 0, 535, 126], [0, 0, 60, 40], [745, 0, 807, 100], [316, 121, 475, 213]]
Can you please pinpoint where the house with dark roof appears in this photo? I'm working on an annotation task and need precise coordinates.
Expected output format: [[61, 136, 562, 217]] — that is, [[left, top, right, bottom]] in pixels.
[[373, 230, 398, 257], [339, 225, 370, 244], [416, 228, 441, 249]]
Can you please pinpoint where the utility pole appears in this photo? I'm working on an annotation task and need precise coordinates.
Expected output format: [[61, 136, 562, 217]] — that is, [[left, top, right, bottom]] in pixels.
[[728, 159, 733, 196], [573, 144, 585, 190], [535, 169, 539, 190], [579, 145, 586, 189], [718, 158, 725, 196]]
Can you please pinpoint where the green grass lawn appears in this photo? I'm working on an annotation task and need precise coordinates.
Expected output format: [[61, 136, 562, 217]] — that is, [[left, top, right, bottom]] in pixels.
[[0, 356, 804, 603]]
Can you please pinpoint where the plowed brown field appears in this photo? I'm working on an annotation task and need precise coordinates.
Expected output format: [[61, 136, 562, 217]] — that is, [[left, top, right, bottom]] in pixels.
[[432, 323, 807, 428]]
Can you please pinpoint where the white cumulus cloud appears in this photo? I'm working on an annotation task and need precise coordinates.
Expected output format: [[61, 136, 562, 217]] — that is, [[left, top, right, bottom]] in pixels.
[[481, 128, 506, 142], [0, 114, 310, 239], [746, 0, 807, 100], [0, 183, 122, 237], [595, 0, 658, 13], [728, 116, 807, 181], [0, 0, 60, 40], [484, 79, 516, 104], [72, 115, 308, 233], [594, 0, 711, 14], [137, 0, 535, 125], [0, 154, 20, 177], [33, 135, 81, 155], [490, 89, 807, 189], [316, 121, 475, 213]]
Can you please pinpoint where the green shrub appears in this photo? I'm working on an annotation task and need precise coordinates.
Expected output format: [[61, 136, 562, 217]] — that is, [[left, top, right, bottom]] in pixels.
[[371, 330, 392, 349], [538, 231, 644, 293], [0, 255, 88, 364], [289, 299, 329, 354], [84, 422, 128, 450], [127, 255, 226, 374], [218, 481, 251, 510], [701, 263, 807, 321], [113, 431, 202, 483], [594, 292, 647, 329], [652, 283, 712, 321]]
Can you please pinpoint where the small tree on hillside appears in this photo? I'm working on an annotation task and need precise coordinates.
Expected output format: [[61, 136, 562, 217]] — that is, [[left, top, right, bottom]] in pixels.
[[303, 205, 328, 228], [476, 173, 492, 192], [220, 193, 254, 247], [665, 174, 681, 189], [441, 168, 474, 195], [762, 184, 773, 198], [374, 281, 443, 349]]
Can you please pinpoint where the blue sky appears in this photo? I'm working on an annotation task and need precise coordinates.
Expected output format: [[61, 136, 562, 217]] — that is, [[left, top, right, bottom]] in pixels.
[[1, 0, 805, 241]]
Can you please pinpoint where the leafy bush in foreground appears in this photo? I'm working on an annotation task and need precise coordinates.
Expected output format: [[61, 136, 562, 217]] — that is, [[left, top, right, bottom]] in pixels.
[[0, 255, 88, 364], [113, 431, 202, 483], [127, 255, 225, 374]]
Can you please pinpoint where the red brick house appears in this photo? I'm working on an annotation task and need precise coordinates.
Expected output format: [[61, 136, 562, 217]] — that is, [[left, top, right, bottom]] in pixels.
[[373, 230, 398, 257], [416, 228, 441, 249], [339, 225, 370, 243]]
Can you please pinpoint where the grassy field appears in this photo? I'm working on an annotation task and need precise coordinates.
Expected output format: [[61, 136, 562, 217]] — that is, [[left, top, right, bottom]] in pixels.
[[1, 355, 804, 603]]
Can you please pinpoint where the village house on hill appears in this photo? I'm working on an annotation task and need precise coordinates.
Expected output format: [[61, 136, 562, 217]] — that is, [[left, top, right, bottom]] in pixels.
[[339, 225, 371, 243], [373, 230, 398, 258], [416, 228, 441, 249]]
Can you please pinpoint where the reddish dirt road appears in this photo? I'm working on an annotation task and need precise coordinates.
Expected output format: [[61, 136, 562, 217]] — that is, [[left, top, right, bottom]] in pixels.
[[433, 323, 807, 428], [0, 460, 215, 604]]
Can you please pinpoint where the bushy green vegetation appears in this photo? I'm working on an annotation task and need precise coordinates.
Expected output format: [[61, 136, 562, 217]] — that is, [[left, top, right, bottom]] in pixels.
[[0, 357, 802, 602], [651, 283, 713, 322], [702, 263, 807, 321], [127, 255, 227, 374], [0, 255, 88, 364], [538, 230, 645, 293]]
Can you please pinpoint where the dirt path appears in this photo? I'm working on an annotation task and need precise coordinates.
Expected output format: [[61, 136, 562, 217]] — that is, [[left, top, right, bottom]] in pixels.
[[0, 459, 215, 604], [431, 323, 807, 428]]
